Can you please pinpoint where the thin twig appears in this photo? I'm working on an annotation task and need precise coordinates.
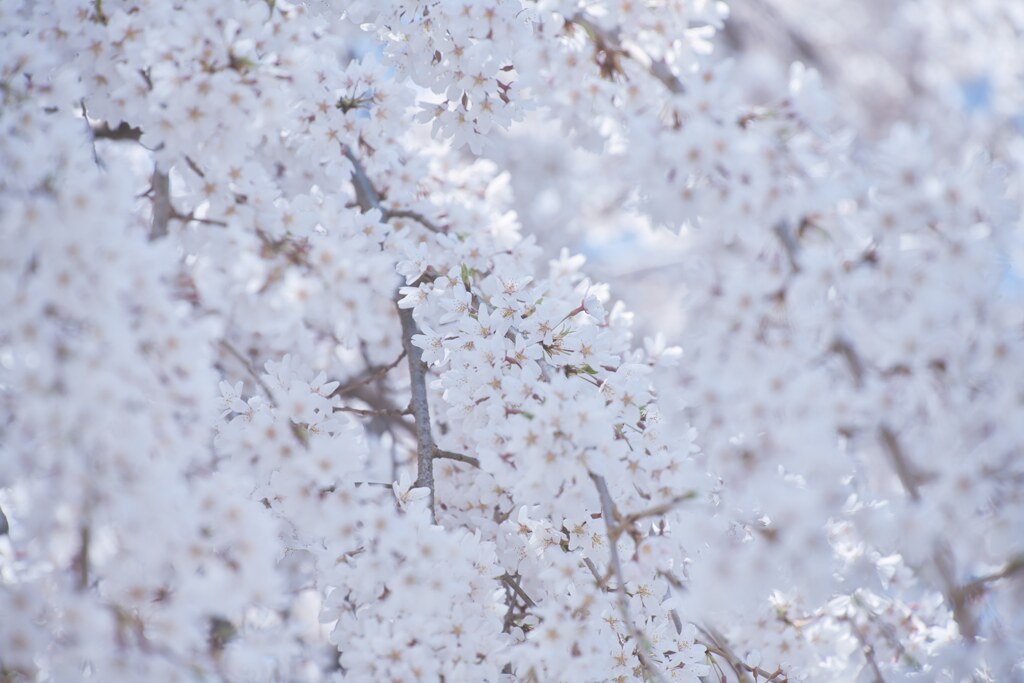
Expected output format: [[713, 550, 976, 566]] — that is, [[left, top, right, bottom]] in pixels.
[[73, 525, 90, 590], [171, 209, 228, 227], [772, 220, 801, 273], [830, 337, 865, 388], [218, 340, 276, 405], [343, 384, 419, 440], [500, 573, 537, 608], [331, 351, 406, 397], [0, 502, 8, 536], [878, 425, 921, 502], [699, 625, 787, 682], [334, 405, 409, 419], [572, 13, 686, 95], [669, 608, 683, 635], [433, 449, 480, 468], [697, 625, 744, 681], [184, 156, 206, 179], [845, 619, 886, 683], [502, 580, 518, 634], [583, 556, 606, 586], [590, 472, 669, 683], [382, 208, 446, 233], [621, 491, 696, 527]]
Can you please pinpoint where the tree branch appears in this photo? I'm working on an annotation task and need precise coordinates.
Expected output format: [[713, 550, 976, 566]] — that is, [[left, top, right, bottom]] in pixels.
[[878, 425, 921, 502], [331, 351, 406, 397], [397, 301, 437, 521], [218, 340, 276, 405], [571, 13, 686, 94], [844, 618, 886, 683], [500, 572, 537, 608], [150, 169, 171, 240], [334, 405, 410, 419], [341, 383, 418, 440], [934, 544, 976, 642], [343, 146, 382, 213], [961, 553, 1024, 596], [590, 472, 669, 683], [772, 220, 801, 273], [171, 209, 228, 228], [698, 624, 787, 682], [343, 146, 441, 522], [344, 147, 447, 233], [830, 336, 865, 388], [620, 491, 696, 527], [382, 208, 446, 234], [73, 525, 90, 590], [90, 121, 142, 141], [433, 448, 480, 468]]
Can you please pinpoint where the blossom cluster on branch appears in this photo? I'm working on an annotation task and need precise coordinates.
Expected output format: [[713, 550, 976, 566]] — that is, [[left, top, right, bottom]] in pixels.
[[1, 0, 1022, 682]]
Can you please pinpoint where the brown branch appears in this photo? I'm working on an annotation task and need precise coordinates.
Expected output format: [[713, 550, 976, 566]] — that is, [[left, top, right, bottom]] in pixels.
[[620, 491, 696, 527], [697, 625, 744, 681], [845, 618, 886, 683], [331, 351, 406, 397], [829, 337, 928, 503], [961, 554, 1024, 596], [702, 646, 786, 682], [582, 556, 608, 588], [90, 121, 142, 141], [382, 208, 446, 234], [878, 425, 921, 502], [699, 625, 787, 682], [73, 525, 90, 590], [342, 384, 418, 440], [433, 448, 480, 468], [573, 13, 684, 94], [571, 13, 686, 94], [351, 481, 394, 489], [171, 209, 228, 227], [0, 502, 8, 536], [830, 337, 865, 388], [590, 472, 669, 683], [184, 156, 206, 179], [934, 544, 979, 642], [500, 572, 537, 608], [931, 554, 1024, 651], [669, 608, 683, 635], [772, 220, 801, 273], [218, 340, 276, 405], [334, 405, 409, 419]]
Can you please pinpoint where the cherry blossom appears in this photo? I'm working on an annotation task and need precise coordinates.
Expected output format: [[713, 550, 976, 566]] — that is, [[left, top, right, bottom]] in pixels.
[[1, 0, 1023, 682]]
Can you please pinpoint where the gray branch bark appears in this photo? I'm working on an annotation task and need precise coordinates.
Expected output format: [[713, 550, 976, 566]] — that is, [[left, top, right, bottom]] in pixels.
[[150, 169, 171, 240], [590, 472, 669, 683], [345, 146, 440, 521]]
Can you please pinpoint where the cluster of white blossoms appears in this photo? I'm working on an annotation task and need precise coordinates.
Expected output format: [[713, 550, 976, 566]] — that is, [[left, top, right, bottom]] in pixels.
[[2, 0, 1022, 682]]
